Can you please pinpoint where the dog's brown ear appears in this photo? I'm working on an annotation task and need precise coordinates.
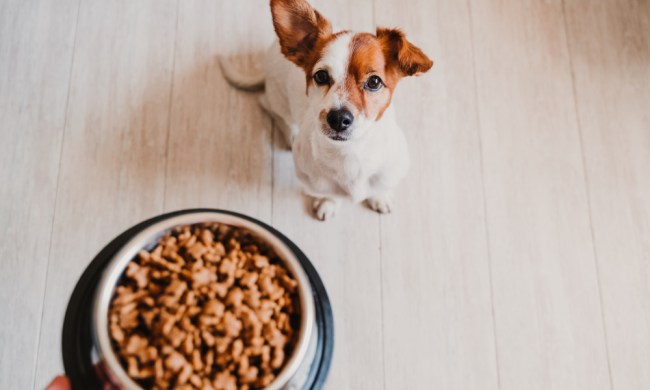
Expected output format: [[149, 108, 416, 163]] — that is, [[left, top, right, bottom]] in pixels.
[[270, 0, 332, 67], [376, 27, 433, 77]]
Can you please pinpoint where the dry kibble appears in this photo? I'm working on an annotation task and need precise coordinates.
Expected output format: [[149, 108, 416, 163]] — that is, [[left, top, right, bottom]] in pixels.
[[240, 366, 259, 385], [190, 374, 203, 387], [127, 357, 139, 377], [110, 323, 125, 343], [177, 363, 193, 385], [164, 351, 186, 373], [192, 267, 217, 286], [213, 371, 237, 390], [126, 262, 149, 289], [219, 311, 243, 338], [252, 255, 269, 268], [124, 334, 148, 355], [203, 299, 225, 317], [257, 300, 275, 324], [271, 346, 285, 369], [139, 346, 158, 364], [167, 326, 186, 348], [215, 336, 232, 354], [231, 339, 244, 360], [243, 287, 261, 309], [240, 272, 258, 288], [108, 223, 300, 389], [192, 349, 204, 371], [183, 333, 194, 355], [256, 373, 276, 388], [226, 287, 244, 308], [159, 311, 176, 335], [141, 310, 156, 329], [187, 242, 207, 260], [261, 345, 271, 366], [119, 310, 139, 329], [202, 330, 216, 347]]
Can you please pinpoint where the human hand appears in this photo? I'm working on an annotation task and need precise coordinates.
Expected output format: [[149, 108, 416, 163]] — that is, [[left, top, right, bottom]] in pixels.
[[44, 376, 71, 390], [45, 374, 117, 390]]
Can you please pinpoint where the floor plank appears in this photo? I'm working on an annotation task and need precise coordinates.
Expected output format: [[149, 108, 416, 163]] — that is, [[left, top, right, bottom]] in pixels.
[[563, 1, 650, 388], [469, 0, 611, 388], [32, 1, 177, 387], [269, 1, 385, 389], [0, 1, 78, 389], [373, 0, 500, 389], [163, 0, 274, 221]]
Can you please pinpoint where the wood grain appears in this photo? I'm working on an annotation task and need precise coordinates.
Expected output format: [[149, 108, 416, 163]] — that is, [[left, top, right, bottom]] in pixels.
[[563, 0, 650, 388], [374, 0, 500, 389], [0, 1, 78, 389], [163, 0, 274, 221], [469, 0, 611, 388], [32, 1, 177, 387]]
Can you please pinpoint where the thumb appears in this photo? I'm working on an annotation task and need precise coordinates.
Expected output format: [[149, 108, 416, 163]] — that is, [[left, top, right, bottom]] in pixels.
[[44, 376, 71, 390]]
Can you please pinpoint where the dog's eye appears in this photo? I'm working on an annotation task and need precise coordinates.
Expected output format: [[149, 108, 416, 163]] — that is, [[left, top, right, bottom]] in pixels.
[[313, 70, 330, 86], [364, 75, 383, 92]]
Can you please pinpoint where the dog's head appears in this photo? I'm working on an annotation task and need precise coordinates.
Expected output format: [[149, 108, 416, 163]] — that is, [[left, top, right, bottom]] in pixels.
[[270, 0, 433, 142]]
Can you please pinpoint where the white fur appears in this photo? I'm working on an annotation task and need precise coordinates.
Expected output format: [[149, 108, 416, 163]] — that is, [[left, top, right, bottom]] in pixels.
[[253, 36, 409, 219], [313, 33, 351, 82]]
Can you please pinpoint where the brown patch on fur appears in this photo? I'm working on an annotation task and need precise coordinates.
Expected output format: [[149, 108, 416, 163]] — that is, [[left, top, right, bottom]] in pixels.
[[270, 0, 333, 73], [341, 30, 433, 121], [302, 30, 350, 94], [345, 33, 392, 120], [318, 109, 328, 123], [270, 0, 356, 94], [376, 27, 433, 77]]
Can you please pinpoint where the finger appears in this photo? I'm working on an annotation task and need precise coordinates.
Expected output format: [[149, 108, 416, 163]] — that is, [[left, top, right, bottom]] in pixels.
[[44, 375, 71, 390]]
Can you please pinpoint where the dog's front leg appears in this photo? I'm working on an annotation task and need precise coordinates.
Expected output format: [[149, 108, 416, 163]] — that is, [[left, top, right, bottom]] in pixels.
[[365, 191, 394, 214], [311, 196, 340, 221]]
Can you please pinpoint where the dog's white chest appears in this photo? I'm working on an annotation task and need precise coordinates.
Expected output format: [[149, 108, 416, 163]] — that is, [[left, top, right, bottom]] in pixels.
[[293, 132, 391, 202]]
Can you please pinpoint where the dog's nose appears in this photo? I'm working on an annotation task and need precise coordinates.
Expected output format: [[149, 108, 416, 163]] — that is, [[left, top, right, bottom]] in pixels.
[[326, 109, 354, 132]]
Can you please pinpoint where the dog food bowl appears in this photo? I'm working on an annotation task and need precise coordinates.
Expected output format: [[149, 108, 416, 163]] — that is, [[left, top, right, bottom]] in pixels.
[[62, 209, 333, 390]]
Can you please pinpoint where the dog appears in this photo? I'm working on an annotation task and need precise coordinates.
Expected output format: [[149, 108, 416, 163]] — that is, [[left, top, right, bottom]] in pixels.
[[220, 0, 433, 220]]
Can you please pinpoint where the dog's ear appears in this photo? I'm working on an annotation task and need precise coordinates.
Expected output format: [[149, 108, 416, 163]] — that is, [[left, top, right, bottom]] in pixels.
[[376, 27, 433, 77], [270, 0, 332, 67]]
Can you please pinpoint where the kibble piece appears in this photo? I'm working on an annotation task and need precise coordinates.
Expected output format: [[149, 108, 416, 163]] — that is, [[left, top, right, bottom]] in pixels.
[[177, 363, 193, 385], [214, 336, 232, 354], [213, 371, 237, 390], [252, 255, 269, 268], [226, 287, 244, 308], [219, 311, 243, 338], [192, 267, 217, 286], [203, 299, 225, 317], [124, 334, 148, 355], [271, 346, 285, 369], [164, 351, 186, 373]]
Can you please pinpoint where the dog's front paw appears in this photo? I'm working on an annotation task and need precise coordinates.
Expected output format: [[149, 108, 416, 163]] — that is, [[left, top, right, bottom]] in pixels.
[[312, 197, 338, 221], [365, 195, 393, 214]]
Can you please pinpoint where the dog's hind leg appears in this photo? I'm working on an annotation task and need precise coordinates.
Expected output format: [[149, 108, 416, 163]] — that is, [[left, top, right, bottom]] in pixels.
[[258, 94, 297, 150]]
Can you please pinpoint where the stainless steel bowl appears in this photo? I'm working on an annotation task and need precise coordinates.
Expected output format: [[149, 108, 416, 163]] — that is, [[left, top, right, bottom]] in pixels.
[[91, 211, 317, 390]]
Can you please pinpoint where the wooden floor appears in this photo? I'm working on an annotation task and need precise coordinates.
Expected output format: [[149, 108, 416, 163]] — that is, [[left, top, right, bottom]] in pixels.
[[1, 0, 649, 389]]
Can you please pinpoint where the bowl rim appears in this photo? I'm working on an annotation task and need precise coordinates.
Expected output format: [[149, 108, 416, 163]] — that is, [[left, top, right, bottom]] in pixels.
[[92, 211, 316, 390]]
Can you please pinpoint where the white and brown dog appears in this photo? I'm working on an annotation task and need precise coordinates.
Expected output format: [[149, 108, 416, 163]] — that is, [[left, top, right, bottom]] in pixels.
[[221, 0, 433, 220]]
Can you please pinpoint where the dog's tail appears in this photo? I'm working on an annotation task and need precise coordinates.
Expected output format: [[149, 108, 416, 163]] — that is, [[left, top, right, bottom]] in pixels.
[[218, 57, 265, 92]]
